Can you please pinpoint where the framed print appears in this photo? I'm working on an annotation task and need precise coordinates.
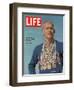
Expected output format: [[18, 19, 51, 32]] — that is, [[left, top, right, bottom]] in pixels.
[[9, 3, 72, 86]]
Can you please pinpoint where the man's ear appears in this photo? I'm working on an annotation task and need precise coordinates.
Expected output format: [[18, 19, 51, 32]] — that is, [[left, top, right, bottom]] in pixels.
[[54, 29, 55, 33]]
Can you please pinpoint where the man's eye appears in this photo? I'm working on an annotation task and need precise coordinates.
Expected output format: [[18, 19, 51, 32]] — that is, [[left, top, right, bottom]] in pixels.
[[50, 27, 53, 29], [46, 27, 53, 30]]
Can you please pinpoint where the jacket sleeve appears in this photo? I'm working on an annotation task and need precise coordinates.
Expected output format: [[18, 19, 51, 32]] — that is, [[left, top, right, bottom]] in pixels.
[[59, 42, 63, 73], [28, 47, 39, 74]]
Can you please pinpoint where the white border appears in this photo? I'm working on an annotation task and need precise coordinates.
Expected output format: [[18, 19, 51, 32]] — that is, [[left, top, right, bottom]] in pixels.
[[17, 7, 70, 82]]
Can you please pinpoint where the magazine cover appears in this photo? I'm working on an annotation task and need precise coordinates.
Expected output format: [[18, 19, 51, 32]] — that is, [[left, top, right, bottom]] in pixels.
[[22, 13, 63, 75]]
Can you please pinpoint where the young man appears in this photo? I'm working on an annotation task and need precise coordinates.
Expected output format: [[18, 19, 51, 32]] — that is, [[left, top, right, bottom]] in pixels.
[[29, 21, 63, 74]]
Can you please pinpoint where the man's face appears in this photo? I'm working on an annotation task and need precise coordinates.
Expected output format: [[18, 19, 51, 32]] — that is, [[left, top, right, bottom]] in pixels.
[[43, 22, 54, 40]]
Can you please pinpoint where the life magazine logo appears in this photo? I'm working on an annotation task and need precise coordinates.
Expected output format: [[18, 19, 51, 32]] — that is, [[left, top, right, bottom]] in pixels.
[[25, 16, 42, 27]]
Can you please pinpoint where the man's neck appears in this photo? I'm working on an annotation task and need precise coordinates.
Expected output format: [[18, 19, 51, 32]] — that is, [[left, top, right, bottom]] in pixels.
[[44, 38, 54, 47]]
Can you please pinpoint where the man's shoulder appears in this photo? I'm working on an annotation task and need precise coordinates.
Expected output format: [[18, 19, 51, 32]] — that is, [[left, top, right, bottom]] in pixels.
[[56, 40, 63, 52], [32, 43, 43, 55], [56, 40, 63, 46], [35, 43, 43, 50]]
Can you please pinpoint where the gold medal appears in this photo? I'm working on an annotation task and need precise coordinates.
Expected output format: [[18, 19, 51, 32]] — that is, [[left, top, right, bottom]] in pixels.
[[47, 63, 51, 69]]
